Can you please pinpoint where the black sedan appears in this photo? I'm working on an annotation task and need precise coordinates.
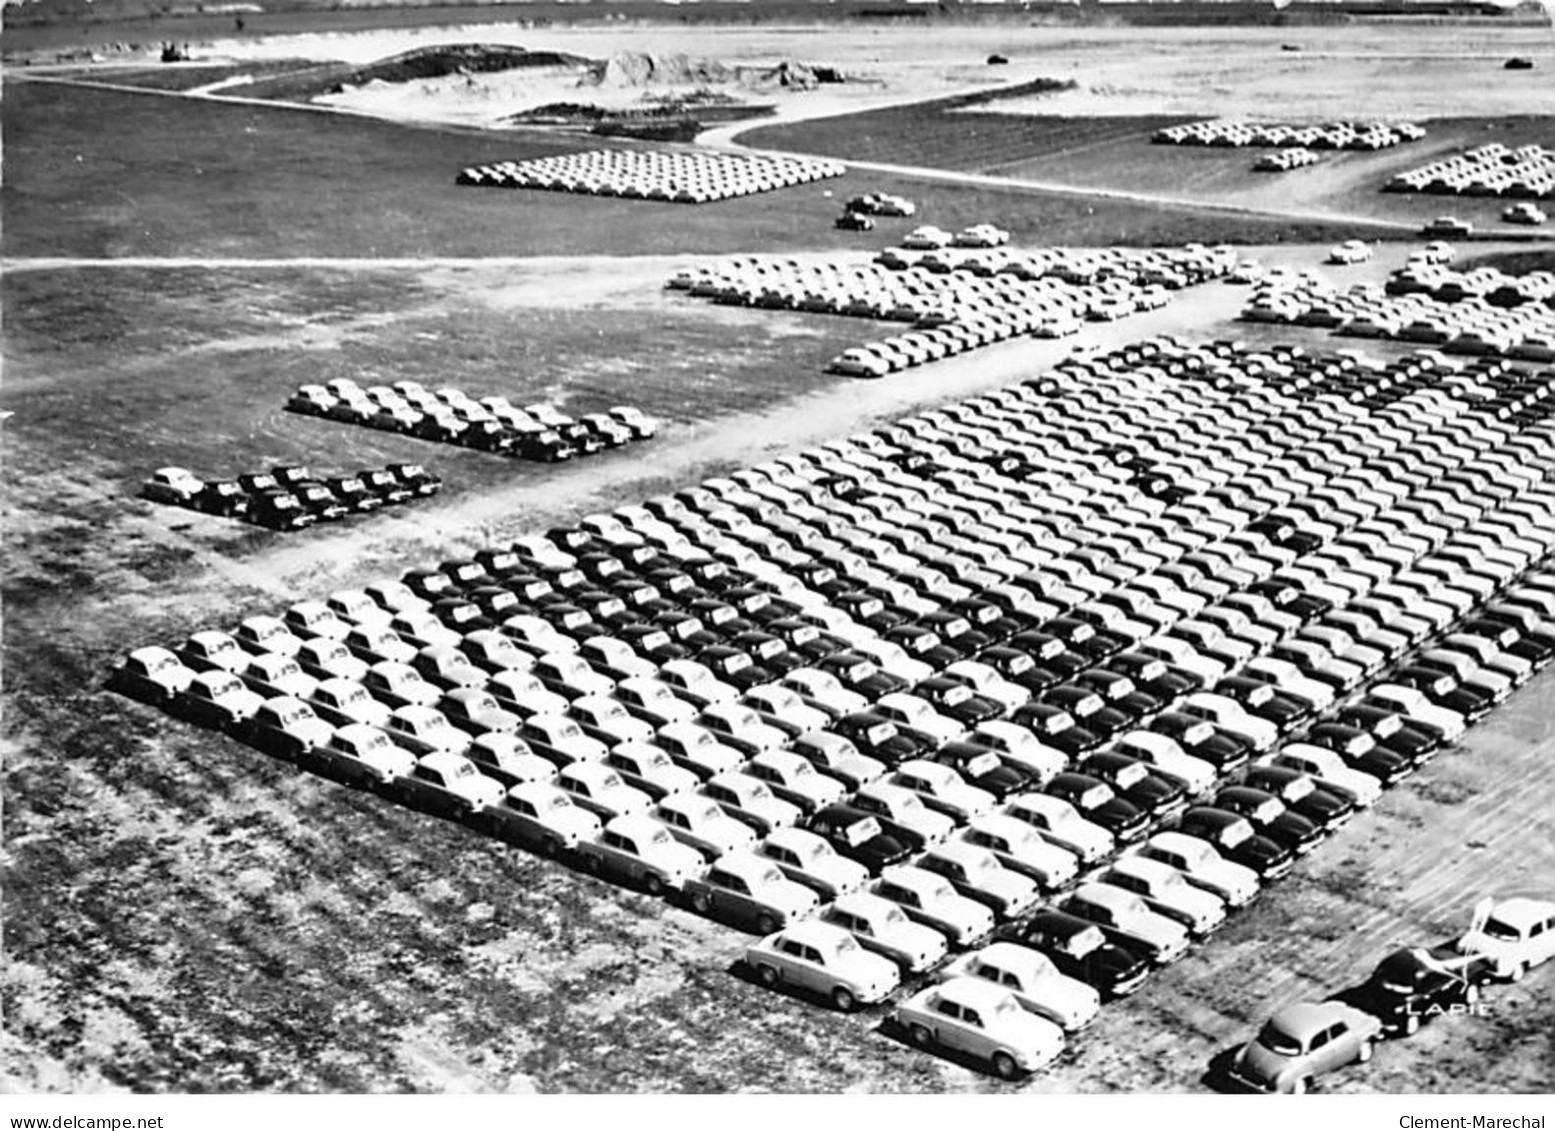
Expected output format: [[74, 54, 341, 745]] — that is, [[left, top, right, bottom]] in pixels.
[[1044, 772, 1150, 843], [807, 806, 916, 874], [1147, 711, 1252, 773], [1078, 752, 1188, 820], [1243, 765, 1356, 832], [1304, 720, 1422, 782], [1011, 702, 1105, 757], [1213, 676, 1312, 731], [1212, 785, 1324, 855], [935, 741, 1034, 800], [998, 909, 1150, 999], [1177, 806, 1295, 881]]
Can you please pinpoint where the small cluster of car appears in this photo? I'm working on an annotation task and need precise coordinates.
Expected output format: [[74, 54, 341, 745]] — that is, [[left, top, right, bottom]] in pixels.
[[1244, 270, 1555, 362], [1253, 147, 1321, 173], [899, 224, 1013, 251], [1226, 896, 1555, 1092], [1244, 262, 1555, 362], [1154, 119, 1423, 150], [140, 462, 441, 530], [1386, 142, 1555, 201], [286, 377, 657, 463], [1325, 239, 1374, 266], [455, 149, 845, 203], [836, 192, 918, 231], [113, 326, 1555, 1080]]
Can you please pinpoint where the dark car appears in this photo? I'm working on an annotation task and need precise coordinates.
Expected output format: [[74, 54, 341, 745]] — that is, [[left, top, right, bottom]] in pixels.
[[808, 806, 914, 874], [1177, 806, 1295, 881], [433, 597, 495, 635], [1147, 711, 1252, 773], [977, 645, 1064, 695], [885, 624, 963, 670], [324, 474, 381, 514], [835, 211, 876, 231], [768, 618, 850, 663], [831, 711, 937, 767], [1041, 684, 1132, 740], [831, 590, 911, 633], [1007, 631, 1090, 677], [998, 909, 1150, 999], [652, 611, 722, 652], [388, 463, 441, 498], [1214, 676, 1311, 731], [1248, 578, 1333, 623], [291, 481, 347, 522], [917, 611, 995, 660], [1243, 765, 1355, 832], [1107, 650, 1202, 701], [1386, 665, 1496, 722], [1044, 771, 1150, 843], [1360, 945, 1495, 1037], [1012, 701, 1104, 757], [696, 644, 776, 692], [1042, 616, 1129, 661], [934, 741, 1034, 800], [1078, 752, 1189, 820], [1074, 669, 1167, 720], [360, 467, 413, 506], [1326, 705, 1440, 764], [1213, 785, 1325, 855], [1302, 722, 1419, 782], [1457, 616, 1554, 665], [248, 489, 314, 531], [192, 480, 250, 519], [816, 652, 911, 700], [912, 677, 1005, 728]]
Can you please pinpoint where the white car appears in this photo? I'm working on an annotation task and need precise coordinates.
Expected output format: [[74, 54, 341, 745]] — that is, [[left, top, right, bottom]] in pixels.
[[966, 721, 1067, 782], [575, 814, 705, 896], [757, 827, 870, 901], [1136, 831, 1260, 908], [780, 668, 869, 719], [479, 781, 602, 856], [745, 749, 847, 815], [944, 660, 1029, 713], [1100, 856, 1227, 936], [555, 761, 653, 821], [944, 941, 1101, 1031], [1110, 730, 1217, 796], [1367, 684, 1468, 742], [1180, 692, 1280, 751], [895, 977, 1065, 1079], [1002, 793, 1115, 864], [854, 781, 956, 845], [890, 759, 996, 823], [823, 892, 949, 973], [745, 921, 900, 1012], [959, 813, 1080, 890], [654, 792, 758, 859], [874, 865, 996, 947], [1267, 744, 1384, 808], [919, 841, 1041, 921], [1456, 897, 1555, 981]]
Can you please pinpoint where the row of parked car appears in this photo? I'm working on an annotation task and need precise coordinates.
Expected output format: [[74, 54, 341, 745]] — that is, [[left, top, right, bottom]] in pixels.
[[1153, 119, 1424, 150], [1226, 898, 1555, 1092], [898, 224, 1014, 251], [870, 242, 1240, 289], [1244, 264, 1555, 363], [1253, 147, 1322, 173], [286, 377, 658, 463], [1385, 142, 1555, 201], [113, 326, 1555, 1077], [140, 462, 441, 530], [1386, 261, 1555, 310], [455, 149, 846, 204]]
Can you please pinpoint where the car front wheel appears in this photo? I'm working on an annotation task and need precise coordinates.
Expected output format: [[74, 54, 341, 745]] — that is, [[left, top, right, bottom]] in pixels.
[[991, 1052, 1021, 1081], [643, 872, 665, 897]]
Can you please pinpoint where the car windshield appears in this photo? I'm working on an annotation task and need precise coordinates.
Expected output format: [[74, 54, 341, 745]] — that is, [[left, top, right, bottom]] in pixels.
[[1482, 917, 1522, 942], [1256, 1021, 1305, 1057], [843, 818, 883, 846]]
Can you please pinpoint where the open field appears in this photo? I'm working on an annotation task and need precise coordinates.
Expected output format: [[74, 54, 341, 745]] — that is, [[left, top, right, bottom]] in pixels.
[[6, 9, 1555, 1097]]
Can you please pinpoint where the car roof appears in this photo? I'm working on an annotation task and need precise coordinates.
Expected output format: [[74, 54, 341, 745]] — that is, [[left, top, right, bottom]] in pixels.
[[1270, 1001, 1344, 1038], [932, 975, 1017, 1012], [1488, 897, 1555, 927]]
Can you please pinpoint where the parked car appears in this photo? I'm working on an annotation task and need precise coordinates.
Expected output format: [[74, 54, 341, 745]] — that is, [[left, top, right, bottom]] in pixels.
[[895, 977, 1065, 1079], [997, 909, 1150, 999], [575, 813, 705, 896], [943, 941, 1101, 1031], [1226, 1001, 1382, 1093], [683, 851, 821, 934], [1359, 945, 1494, 1036], [745, 920, 899, 1011]]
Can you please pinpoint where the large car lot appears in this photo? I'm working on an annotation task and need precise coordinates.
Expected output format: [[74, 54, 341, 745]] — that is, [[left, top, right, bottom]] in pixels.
[[5, 13, 1555, 1092], [103, 314, 1555, 1078]]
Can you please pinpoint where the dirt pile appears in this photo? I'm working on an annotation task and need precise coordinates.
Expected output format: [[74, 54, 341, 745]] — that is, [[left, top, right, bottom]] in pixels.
[[579, 51, 734, 89]]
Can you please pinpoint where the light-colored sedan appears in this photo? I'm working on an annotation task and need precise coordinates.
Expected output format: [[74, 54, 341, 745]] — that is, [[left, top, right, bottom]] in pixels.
[[654, 793, 757, 860], [895, 977, 1065, 1079], [823, 892, 949, 973], [1135, 831, 1260, 908], [758, 827, 870, 901], [478, 780, 601, 856], [959, 814, 1080, 891], [745, 920, 900, 1012], [874, 865, 995, 946], [1226, 1001, 1381, 1093], [1456, 897, 1555, 981], [1101, 855, 1227, 936], [943, 941, 1101, 1031], [1002, 793, 1115, 864]]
